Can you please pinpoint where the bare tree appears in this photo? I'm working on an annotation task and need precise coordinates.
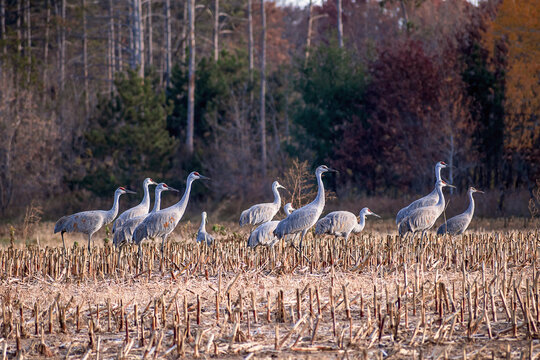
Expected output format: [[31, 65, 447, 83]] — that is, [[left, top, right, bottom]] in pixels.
[[147, 0, 153, 66], [108, 0, 115, 92], [164, 0, 172, 86], [337, 0, 343, 47], [213, 0, 219, 62], [59, 0, 66, 91], [247, 0, 253, 76], [82, 0, 89, 115], [186, 0, 195, 154], [43, 0, 51, 84], [305, 0, 313, 64], [181, 0, 187, 63], [260, 0, 267, 175], [25, 0, 31, 82], [0, 0, 5, 55]]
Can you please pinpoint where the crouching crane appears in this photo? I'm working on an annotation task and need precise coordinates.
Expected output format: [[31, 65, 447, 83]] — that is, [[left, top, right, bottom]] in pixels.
[[248, 203, 295, 248], [54, 187, 136, 252], [196, 212, 215, 245], [315, 207, 380, 241]]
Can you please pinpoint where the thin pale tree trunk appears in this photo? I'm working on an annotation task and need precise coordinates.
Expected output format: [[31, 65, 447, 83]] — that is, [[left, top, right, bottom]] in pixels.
[[181, 0, 187, 63], [260, 0, 267, 175], [25, 0, 31, 82], [247, 0, 253, 76], [164, 0, 171, 86], [147, 0, 153, 66], [137, 0, 144, 77], [60, 0, 66, 91], [108, 0, 115, 91], [0, 0, 5, 55], [82, 0, 89, 115], [16, 0, 22, 54], [43, 0, 51, 85], [186, 0, 195, 154], [213, 0, 219, 62], [337, 0, 343, 47], [305, 0, 313, 65]]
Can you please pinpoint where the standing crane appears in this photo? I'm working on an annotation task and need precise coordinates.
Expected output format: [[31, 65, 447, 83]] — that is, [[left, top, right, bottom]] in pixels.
[[196, 212, 215, 245], [113, 183, 179, 248], [132, 171, 209, 259], [248, 203, 295, 248], [273, 165, 337, 252], [239, 181, 286, 227], [396, 161, 447, 225], [437, 187, 484, 236], [54, 187, 136, 252], [112, 178, 158, 233], [398, 180, 456, 242], [315, 207, 380, 241]]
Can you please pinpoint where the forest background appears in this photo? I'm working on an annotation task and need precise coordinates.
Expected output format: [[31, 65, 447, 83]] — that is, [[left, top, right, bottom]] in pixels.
[[0, 0, 538, 224]]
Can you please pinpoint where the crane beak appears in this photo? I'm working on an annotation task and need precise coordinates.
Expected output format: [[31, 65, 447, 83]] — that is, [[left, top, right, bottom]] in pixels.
[[475, 190, 484, 194], [371, 212, 381, 218], [278, 185, 286, 190], [124, 189, 137, 194], [445, 183, 456, 189], [327, 168, 338, 173], [199, 175, 210, 180], [168, 186, 180, 192]]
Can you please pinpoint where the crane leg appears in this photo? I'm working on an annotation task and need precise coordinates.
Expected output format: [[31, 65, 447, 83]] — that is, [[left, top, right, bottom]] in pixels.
[[61, 232, 67, 254], [87, 234, 92, 254]]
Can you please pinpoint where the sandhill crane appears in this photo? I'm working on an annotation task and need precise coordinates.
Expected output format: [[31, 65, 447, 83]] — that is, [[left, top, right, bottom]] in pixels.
[[248, 203, 295, 248], [132, 171, 209, 259], [274, 165, 337, 252], [315, 207, 380, 241], [239, 181, 285, 227], [396, 161, 447, 225], [113, 183, 179, 248], [54, 187, 136, 252], [437, 187, 484, 236], [113, 178, 158, 233], [398, 180, 456, 242], [196, 212, 215, 245]]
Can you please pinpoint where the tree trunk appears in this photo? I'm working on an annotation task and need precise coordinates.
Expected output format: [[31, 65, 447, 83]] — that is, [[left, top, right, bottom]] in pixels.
[[213, 0, 219, 62], [43, 0, 51, 85], [16, 0, 21, 54], [137, 0, 144, 77], [0, 0, 5, 55], [186, 0, 195, 154], [25, 0, 31, 83], [400, 0, 408, 26], [305, 0, 313, 65], [164, 0, 172, 86], [337, 0, 343, 48], [60, 0, 66, 91], [247, 0, 253, 76], [108, 0, 115, 92], [82, 0, 89, 115], [181, 0, 187, 63], [260, 0, 267, 175], [147, 0, 153, 66]]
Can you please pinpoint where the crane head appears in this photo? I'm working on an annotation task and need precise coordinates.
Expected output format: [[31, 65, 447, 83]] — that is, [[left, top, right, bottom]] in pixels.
[[273, 181, 286, 190], [144, 178, 159, 186], [438, 180, 456, 189], [317, 165, 338, 174], [361, 207, 381, 218], [158, 183, 180, 192], [470, 187, 484, 194], [118, 187, 136, 195], [366, 208, 381, 218], [437, 161, 448, 168], [201, 211, 208, 223], [190, 171, 210, 181]]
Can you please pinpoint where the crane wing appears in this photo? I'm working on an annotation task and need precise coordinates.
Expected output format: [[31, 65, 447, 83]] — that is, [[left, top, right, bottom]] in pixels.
[[274, 206, 319, 239], [239, 203, 279, 226]]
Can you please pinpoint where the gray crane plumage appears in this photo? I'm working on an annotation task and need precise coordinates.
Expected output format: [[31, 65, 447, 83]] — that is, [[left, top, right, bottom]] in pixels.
[[248, 203, 295, 248], [398, 180, 455, 242], [396, 161, 447, 225], [54, 187, 136, 252], [273, 165, 337, 251], [196, 211, 215, 245], [113, 183, 179, 247], [437, 187, 483, 236], [239, 181, 285, 226], [132, 171, 209, 257], [315, 207, 380, 240], [113, 178, 158, 233]]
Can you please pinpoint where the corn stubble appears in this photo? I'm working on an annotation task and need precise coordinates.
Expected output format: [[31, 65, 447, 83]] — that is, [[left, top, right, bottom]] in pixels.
[[0, 230, 539, 358]]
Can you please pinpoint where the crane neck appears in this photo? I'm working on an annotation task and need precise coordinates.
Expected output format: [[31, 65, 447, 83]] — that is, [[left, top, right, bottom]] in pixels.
[[272, 185, 281, 206], [354, 212, 367, 233], [107, 191, 123, 223], [139, 181, 151, 211], [199, 215, 206, 232], [151, 189, 164, 213], [173, 177, 195, 216], [435, 184, 446, 210], [435, 165, 443, 182], [313, 170, 325, 207], [465, 190, 475, 217]]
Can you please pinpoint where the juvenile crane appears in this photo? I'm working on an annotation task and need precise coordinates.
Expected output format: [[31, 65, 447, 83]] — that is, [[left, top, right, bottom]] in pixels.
[[113, 183, 179, 247], [196, 212, 215, 245], [239, 181, 286, 226], [274, 165, 337, 252], [398, 180, 455, 242], [113, 177, 158, 232], [396, 161, 447, 225], [54, 187, 136, 252], [315, 207, 380, 241], [248, 203, 295, 248], [133, 171, 209, 259], [437, 187, 484, 236]]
